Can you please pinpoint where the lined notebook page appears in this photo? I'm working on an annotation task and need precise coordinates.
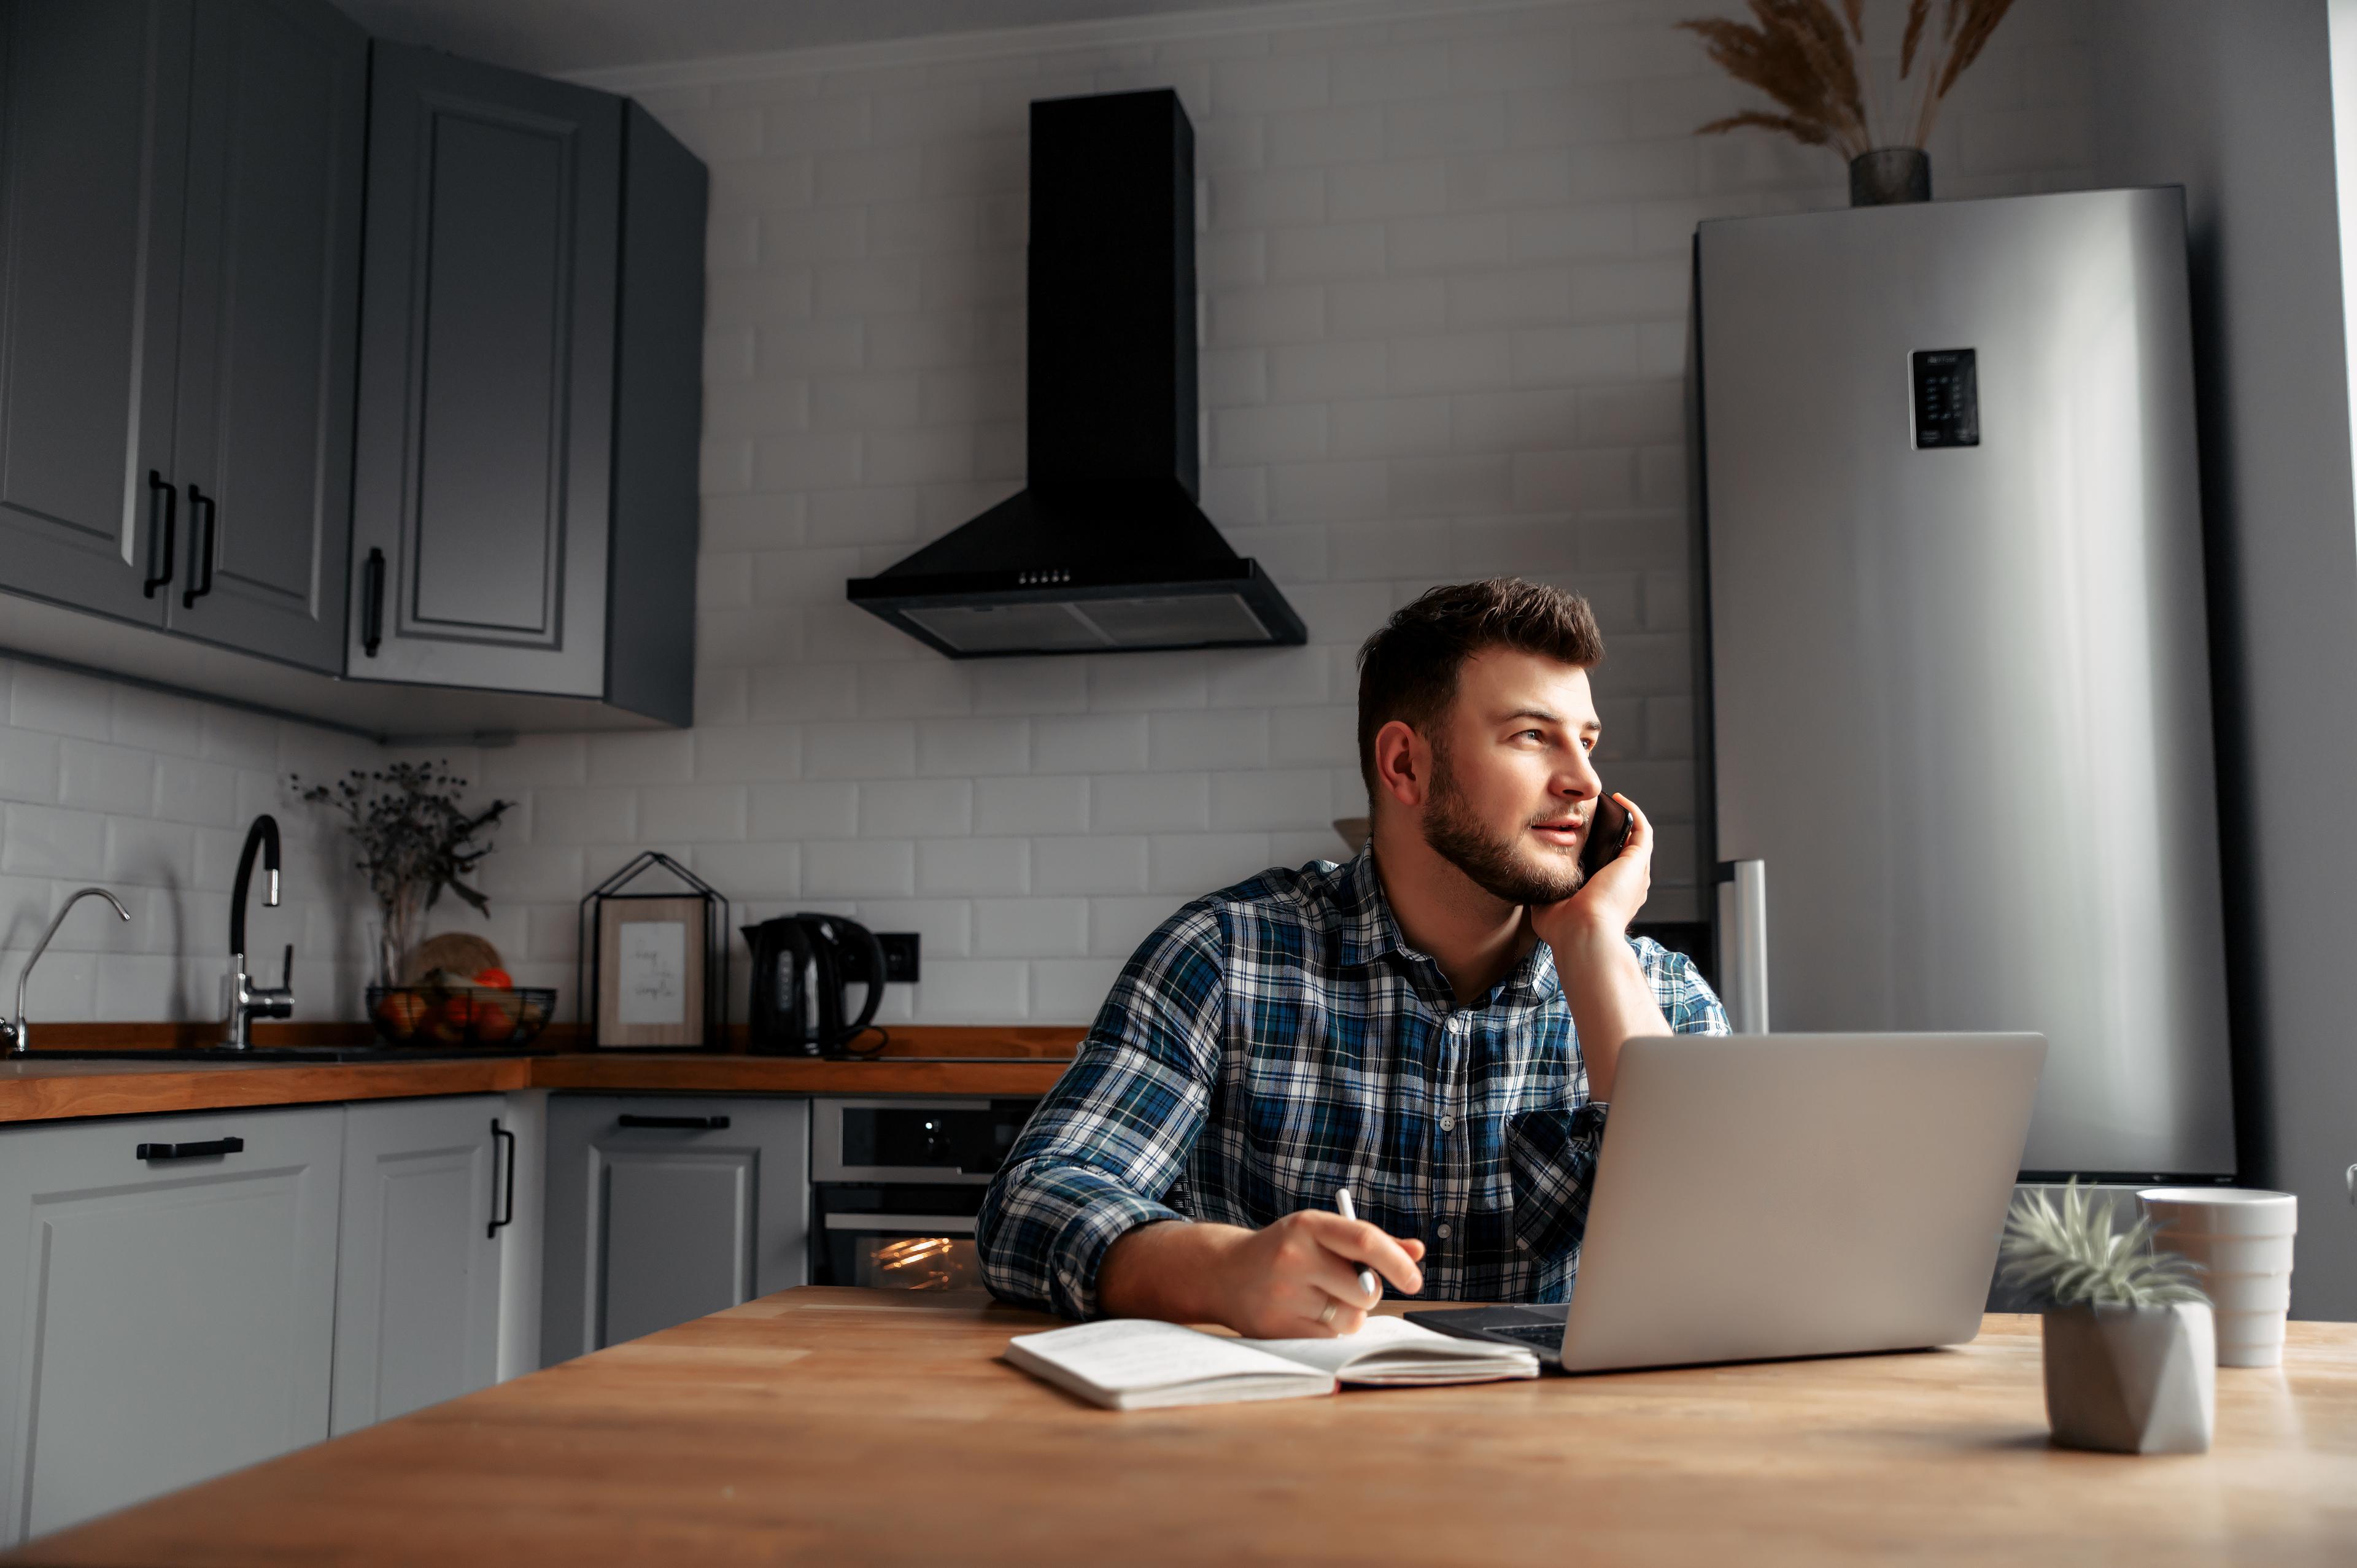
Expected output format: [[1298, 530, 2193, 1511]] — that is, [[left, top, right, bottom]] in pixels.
[[1005, 1319, 1334, 1410], [1242, 1315, 1540, 1384]]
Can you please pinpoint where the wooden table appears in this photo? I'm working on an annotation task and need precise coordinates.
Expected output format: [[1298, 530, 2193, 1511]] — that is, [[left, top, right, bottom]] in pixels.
[[11, 1291, 2354, 1566]]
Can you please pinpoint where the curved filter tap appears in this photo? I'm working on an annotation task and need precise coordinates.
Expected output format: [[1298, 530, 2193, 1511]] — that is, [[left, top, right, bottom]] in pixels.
[[5, 887, 131, 1052]]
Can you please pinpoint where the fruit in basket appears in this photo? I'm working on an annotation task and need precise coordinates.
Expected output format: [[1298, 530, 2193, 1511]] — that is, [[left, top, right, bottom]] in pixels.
[[376, 990, 425, 1038], [473, 995, 517, 1042], [473, 967, 513, 990]]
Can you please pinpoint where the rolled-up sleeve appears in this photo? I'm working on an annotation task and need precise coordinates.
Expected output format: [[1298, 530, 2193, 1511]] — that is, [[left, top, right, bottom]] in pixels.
[[977, 905, 1225, 1319]]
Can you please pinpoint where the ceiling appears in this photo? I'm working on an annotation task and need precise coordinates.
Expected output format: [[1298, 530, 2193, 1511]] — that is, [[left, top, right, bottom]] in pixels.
[[330, 0, 1265, 75]]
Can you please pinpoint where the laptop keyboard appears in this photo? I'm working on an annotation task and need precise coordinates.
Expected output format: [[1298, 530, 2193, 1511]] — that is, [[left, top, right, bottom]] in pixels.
[[1482, 1321, 1566, 1351]]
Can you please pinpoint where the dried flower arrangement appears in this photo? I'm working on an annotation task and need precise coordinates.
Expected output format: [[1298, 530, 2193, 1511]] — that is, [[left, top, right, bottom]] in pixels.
[[1998, 1180, 2208, 1310], [292, 760, 514, 984], [1678, 0, 2019, 163]]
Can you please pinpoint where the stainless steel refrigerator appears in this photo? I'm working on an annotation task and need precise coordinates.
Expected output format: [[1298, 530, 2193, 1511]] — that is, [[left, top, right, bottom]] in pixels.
[[1695, 188, 2236, 1180]]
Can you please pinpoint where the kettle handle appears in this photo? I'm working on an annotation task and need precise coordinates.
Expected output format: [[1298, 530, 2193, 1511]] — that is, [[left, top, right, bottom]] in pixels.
[[839, 921, 887, 1044]]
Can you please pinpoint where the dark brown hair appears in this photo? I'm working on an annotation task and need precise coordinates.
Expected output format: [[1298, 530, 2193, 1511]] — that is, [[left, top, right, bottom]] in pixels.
[[1355, 578, 1604, 797]]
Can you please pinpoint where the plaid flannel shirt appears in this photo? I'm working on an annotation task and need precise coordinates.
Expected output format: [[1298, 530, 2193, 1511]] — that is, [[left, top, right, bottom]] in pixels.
[[978, 848, 1730, 1319]]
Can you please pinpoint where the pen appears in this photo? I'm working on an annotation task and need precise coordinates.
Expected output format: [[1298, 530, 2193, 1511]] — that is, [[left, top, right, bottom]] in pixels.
[[1334, 1187, 1380, 1301]]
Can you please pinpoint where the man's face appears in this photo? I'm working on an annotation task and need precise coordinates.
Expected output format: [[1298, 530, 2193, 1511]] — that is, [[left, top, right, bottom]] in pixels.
[[1418, 649, 1604, 906]]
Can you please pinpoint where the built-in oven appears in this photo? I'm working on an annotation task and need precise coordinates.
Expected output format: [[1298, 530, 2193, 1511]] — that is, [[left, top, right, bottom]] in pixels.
[[810, 1097, 1040, 1291]]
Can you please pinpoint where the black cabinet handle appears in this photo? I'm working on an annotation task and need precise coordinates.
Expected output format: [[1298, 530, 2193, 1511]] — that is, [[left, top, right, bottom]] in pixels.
[[362, 547, 385, 657], [489, 1119, 516, 1238], [180, 484, 216, 609], [137, 1136, 244, 1161], [141, 471, 176, 598], [616, 1114, 730, 1130]]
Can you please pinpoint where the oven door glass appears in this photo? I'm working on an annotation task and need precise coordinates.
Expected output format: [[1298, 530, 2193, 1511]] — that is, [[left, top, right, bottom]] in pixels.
[[824, 1213, 983, 1291]]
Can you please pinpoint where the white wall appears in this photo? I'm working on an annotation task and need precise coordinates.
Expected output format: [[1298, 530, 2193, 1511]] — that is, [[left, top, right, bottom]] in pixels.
[[2093, 0, 2357, 1318], [0, 655, 377, 1024], [0, 0, 2100, 1027]]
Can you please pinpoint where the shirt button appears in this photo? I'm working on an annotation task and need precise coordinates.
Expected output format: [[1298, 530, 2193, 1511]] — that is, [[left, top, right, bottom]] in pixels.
[[1436, 1222, 1452, 1240], [1438, 1114, 1455, 1132]]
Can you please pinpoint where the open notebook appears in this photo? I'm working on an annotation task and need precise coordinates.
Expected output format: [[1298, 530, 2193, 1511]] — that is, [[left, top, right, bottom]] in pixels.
[[1005, 1315, 1541, 1410]]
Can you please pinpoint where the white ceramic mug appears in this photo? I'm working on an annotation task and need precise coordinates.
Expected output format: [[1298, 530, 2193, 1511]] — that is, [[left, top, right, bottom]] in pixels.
[[2138, 1188, 2297, 1367]]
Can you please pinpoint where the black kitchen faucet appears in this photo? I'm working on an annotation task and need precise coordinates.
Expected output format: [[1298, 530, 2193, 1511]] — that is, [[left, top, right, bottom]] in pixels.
[[223, 814, 293, 1049]]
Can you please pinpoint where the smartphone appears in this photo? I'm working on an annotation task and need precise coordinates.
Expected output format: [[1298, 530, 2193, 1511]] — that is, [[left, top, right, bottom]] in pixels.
[[1577, 792, 1633, 880]]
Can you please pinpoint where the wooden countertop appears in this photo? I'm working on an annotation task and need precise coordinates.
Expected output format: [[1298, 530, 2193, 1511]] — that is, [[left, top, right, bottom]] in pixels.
[[0, 1028, 1082, 1122], [10, 1290, 2353, 1566]]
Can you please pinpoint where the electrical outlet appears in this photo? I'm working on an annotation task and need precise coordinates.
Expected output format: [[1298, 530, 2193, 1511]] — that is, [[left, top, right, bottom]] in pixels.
[[877, 932, 920, 983]]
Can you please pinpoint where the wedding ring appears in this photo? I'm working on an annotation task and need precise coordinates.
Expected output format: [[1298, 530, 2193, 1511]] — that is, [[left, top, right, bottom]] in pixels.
[[1318, 1300, 1338, 1326]]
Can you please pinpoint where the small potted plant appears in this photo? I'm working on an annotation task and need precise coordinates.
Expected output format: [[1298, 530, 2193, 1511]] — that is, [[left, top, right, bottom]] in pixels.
[[292, 759, 513, 987], [1999, 1180, 2215, 1454]]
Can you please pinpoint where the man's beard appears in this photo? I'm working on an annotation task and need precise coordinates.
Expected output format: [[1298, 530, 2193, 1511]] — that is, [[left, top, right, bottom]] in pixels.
[[1420, 746, 1584, 906]]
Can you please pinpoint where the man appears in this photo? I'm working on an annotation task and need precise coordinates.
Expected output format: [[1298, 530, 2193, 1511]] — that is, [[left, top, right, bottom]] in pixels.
[[978, 578, 1729, 1337]]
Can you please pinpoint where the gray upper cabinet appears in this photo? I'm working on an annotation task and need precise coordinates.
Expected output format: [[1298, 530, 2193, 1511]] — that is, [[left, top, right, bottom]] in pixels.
[[0, 0, 362, 673], [349, 47, 705, 724], [164, 0, 366, 671], [0, 1, 191, 625]]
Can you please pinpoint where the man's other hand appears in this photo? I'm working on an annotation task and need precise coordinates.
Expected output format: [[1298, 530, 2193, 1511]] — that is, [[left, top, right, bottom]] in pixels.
[[1098, 1212, 1426, 1338]]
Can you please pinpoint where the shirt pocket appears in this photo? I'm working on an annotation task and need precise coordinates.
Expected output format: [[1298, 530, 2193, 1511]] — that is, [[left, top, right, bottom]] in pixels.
[[1504, 1105, 1604, 1262]]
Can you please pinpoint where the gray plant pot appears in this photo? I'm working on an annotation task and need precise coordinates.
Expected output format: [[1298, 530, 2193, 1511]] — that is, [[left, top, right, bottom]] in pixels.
[[2042, 1302, 2215, 1454]]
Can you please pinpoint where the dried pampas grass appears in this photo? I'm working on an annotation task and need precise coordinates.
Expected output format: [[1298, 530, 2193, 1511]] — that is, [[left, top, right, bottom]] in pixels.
[[1678, 0, 2019, 161]]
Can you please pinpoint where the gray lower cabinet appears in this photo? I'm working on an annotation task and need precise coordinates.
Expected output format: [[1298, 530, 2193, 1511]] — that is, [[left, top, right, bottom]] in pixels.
[[541, 1096, 808, 1366], [331, 1097, 506, 1436], [0, 1105, 343, 1545], [0, 0, 364, 671]]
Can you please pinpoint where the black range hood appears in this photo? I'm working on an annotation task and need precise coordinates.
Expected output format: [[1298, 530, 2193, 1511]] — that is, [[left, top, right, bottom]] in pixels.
[[846, 89, 1306, 658]]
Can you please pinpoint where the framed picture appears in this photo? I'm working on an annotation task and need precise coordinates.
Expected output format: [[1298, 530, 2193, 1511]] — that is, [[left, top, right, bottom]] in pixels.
[[595, 894, 706, 1048]]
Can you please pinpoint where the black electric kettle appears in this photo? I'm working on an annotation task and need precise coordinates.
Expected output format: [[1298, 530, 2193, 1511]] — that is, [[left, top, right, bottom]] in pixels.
[[743, 913, 887, 1057]]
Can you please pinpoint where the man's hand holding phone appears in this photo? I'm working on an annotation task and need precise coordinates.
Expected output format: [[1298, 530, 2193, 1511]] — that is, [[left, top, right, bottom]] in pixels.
[[1549, 790, 1652, 943], [1529, 791, 1664, 1103]]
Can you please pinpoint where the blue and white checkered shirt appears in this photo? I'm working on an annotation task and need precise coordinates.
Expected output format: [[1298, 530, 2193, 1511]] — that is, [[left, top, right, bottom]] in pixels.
[[978, 848, 1730, 1319]]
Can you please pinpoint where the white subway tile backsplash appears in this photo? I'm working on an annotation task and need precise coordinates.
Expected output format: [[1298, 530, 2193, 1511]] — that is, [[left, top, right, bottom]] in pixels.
[[151, 757, 237, 828], [750, 780, 861, 839], [1088, 894, 1177, 957], [805, 720, 918, 778], [805, 837, 916, 896], [533, 788, 640, 846], [1210, 767, 1333, 831], [911, 957, 1026, 1018], [1030, 957, 1126, 1021], [1149, 710, 1270, 771], [976, 774, 1088, 836], [1033, 714, 1148, 773], [1034, 834, 1148, 894], [1093, 771, 1210, 833], [1148, 832, 1273, 896], [916, 835, 1029, 895], [0, 728, 58, 803], [973, 896, 1088, 957], [639, 784, 749, 843], [7, 663, 114, 741], [588, 730, 698, 786], [861, 777, 974, 836]]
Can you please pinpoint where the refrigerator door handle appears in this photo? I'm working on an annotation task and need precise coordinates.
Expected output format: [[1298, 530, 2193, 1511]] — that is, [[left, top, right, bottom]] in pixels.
[[1716, 860, 1769, 1034]]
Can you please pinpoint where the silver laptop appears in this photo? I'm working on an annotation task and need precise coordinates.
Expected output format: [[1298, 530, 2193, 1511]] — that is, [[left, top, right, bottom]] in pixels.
[[1407, 1032, 2045, 1373]]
